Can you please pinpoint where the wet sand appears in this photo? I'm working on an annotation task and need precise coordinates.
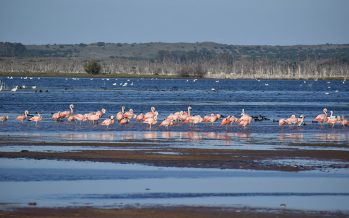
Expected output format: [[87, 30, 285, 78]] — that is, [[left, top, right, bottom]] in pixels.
[[1, 141, 349, 171], [0, 206, 347, 218]]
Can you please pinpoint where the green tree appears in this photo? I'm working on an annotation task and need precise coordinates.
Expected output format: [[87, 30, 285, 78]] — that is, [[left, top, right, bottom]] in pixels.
[[84, 60, 102, 74]]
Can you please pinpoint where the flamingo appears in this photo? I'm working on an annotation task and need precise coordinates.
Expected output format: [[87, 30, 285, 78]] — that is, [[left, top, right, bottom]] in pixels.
[[238, 109, 252, 127], [16, 110, 29, 122], [204, 113, 221, 125], [58, 104, 74, 119], [72, 114, 87, 124], [86, 113, 102, 124], [278, 118, 288, 126], [144, 106, 157, 120], [119, 117, 130, 126], [144, 115, 157, 129], [339, 116, 348, 127], [89, 108, 106, 118], [159, 118, 174, 129], [52, 111, 61, 121], [124, 109, 136, 120], [221, 115, 238, 129], [136, 113, 144, 122], [0, 115, 9, 123], [313, 108, 328, 125], [116, 106, 125, 122], [101, 116, 115, 128], [29, 113, 42, 125], [327, 111, 337, 128], [184, 107, 203, 127], [286, 115, 298, 125]]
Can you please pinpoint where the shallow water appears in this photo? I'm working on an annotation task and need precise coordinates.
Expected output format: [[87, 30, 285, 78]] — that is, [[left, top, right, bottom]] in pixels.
[[1, 77, 349, 212], [0, 158, 349, 211]]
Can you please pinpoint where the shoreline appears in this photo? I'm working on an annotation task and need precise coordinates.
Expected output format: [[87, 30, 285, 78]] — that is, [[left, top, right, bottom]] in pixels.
[[0, 72, 346, 80], [1, 140, 349, 172], [0, 206, 347, 218]]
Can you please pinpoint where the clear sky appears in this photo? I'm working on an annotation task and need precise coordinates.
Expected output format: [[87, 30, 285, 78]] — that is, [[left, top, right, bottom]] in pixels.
[[0, 0, 348, 45]]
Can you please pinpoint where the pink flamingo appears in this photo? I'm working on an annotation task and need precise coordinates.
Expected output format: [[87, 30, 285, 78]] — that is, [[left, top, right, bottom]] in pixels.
[[144, 115, 157, 129], [136, 113, 144, 122], [92, 108, 106, 118], [119, 117, 130, 126], [87, 114, 101, 125], [184, 107, 203, 126], [238, 109, 252, 127], [278, 118, 288, 126], [144, 106, 157, 120], [59, 104, 74, 119], [313, 108, 328, 125], [159, 118, 174, 129], [339, 116, 348, 127], [29, 113, 42, 125], [101, 116, 115, 128], [124, 109, 136, 120], [16, 110, 29, 122], [327, 111, 337, 128], [286, 115, 298, 125], [116, 106, 125, 122]]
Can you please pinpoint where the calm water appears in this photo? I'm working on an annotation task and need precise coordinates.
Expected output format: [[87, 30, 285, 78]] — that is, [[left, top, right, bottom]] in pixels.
[[0, 76, 349, 212], [0, 158, 349, 211]]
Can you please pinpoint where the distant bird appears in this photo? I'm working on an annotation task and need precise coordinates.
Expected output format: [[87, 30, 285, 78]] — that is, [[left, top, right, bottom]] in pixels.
[[29, 113, 42, 125], [16, 110, 29, 122], [101, 116, 115, 128], [11, 85, 18, 92], [0, 115, 9, 123], [297, 115, 305, 126]]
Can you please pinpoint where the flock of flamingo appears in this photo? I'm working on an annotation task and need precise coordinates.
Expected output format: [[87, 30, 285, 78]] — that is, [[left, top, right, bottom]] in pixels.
[[0, 105, 348, 128]]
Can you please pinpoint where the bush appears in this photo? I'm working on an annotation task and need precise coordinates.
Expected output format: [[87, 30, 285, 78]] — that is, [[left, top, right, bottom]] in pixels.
[[84, 60, 102, 74]]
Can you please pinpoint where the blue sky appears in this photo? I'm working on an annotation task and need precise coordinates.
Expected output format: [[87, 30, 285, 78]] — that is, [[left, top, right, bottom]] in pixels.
[[0, 0, 348, 45]]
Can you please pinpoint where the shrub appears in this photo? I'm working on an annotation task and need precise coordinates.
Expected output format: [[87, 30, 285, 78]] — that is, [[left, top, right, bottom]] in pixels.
[[84, 60, 102, 74]]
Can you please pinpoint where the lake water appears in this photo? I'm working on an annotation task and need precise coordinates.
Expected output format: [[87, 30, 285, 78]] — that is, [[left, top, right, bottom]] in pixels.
[[0, 76, 348, 212]]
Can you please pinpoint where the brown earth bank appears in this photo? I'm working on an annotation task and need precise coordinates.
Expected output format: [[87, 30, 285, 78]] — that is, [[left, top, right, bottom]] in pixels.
[[0, 207, 347, 218], [1, 144, 349, 171]]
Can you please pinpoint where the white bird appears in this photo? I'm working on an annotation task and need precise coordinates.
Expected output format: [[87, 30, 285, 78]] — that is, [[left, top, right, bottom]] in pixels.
[[325, 92, 330, 95], [265, 83, 269, 86], [123, 82, 128, 87], [215, 80, 219, 83], [112, 83, 117, 86], [11, 85, 18, 92], [211, 88, 216, 91], [0, 85, 3, 92], [130, 82, 134, 86], [32, 86, 37, 89], [21, 85, 26, 89], [106, 78, 110, 81]]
